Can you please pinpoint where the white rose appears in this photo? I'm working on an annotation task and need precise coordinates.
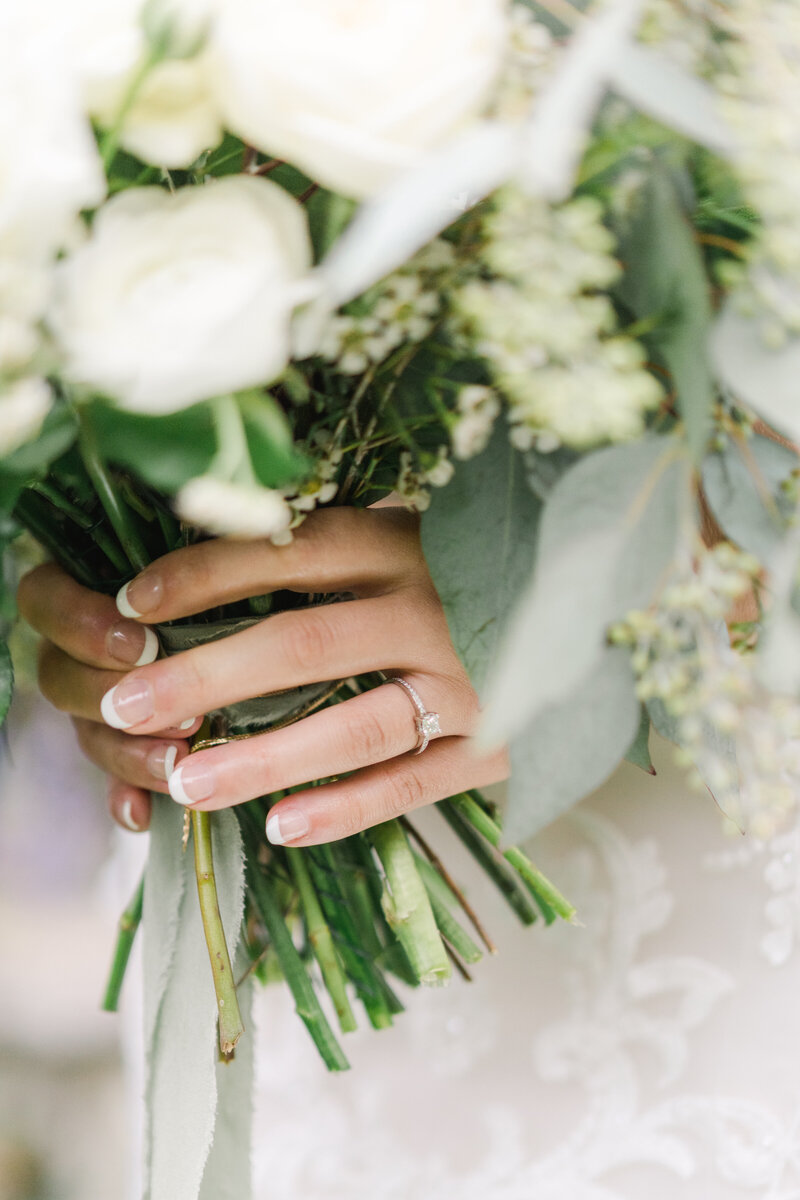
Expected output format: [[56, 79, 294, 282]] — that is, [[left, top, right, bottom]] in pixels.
[[26, 0, 222, 168], [0, 377, 52, 456], [176, 476, 293, 539], [48, 176, 311, 413], [0, 19, 105, 265], [209, 0, 509, 198]]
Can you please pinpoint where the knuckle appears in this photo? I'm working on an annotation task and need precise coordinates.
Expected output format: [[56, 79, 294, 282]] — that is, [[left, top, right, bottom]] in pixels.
[[381, 767, 425, 819], [281, 611, 337, 675], [346, 707, 393, 766]]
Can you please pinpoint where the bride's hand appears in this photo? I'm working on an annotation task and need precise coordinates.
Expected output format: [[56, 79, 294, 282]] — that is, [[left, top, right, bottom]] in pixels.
[[18, 507, 508, 843]]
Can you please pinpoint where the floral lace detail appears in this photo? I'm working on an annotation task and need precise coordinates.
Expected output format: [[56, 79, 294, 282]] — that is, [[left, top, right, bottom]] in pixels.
[[705, 820, 800, 968], [252, 758, 800, 1200]]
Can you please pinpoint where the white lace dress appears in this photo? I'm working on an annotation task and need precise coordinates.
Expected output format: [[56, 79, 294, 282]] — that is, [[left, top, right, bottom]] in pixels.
[[250, 735, 800, 1200]]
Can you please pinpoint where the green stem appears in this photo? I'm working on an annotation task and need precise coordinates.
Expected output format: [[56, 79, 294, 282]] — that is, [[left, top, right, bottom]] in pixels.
[[306, 845, 398, 1027], [454, 793, 575, 924], [368, 820, 451, 987], [30, 482, 130, 574], [13, 490, 98, 588], [285, 847, 357, 1034], [413, 855, 483, 965], [75, 408, 150, 572], [245, 856, 349, 1070], [100, 44, 162, 171], [437, 800, 539, 926], [101, 875, 144, 1012], [192, 810, 245, 1057]]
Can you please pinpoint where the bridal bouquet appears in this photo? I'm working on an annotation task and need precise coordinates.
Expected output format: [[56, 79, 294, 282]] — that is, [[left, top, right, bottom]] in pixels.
[[3, 0, 800, 1195]]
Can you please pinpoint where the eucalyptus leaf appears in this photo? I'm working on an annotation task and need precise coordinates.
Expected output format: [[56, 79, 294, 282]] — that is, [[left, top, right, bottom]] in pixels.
[[702, 433, 797, 566], [755, 521, 800, 696], [421, 424, 541, 697], [609, 43, 734, 155], [481, 436, 687, 746], [615, 168, 714, 462], [711, 300, 800, 443], [504, 646, 640, 842], [0, 641, 13, 727], [626, 704, 655, 773]]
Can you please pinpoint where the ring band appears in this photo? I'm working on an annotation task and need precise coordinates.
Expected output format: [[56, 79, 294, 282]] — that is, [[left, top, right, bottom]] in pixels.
[[385, 677, 442, 755]]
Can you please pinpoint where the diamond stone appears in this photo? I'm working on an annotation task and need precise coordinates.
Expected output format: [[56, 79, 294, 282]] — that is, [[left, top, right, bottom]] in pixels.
[[420, 712, 441, 737]]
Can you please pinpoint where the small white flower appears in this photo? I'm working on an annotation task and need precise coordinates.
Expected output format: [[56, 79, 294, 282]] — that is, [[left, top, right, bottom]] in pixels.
[[49, 176, 311, 413], [176, 475, 293, 539], [209, 0, 508, 198], [425, 446, 455, 487], [28, 0, 223, 168], [0, 377, 52, 456]]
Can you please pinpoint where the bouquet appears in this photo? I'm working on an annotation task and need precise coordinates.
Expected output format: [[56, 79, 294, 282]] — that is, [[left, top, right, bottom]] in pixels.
[[3, 0, 800, 1195]]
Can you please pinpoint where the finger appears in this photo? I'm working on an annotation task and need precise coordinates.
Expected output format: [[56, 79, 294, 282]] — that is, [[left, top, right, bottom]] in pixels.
[[115, 507, 424, 622], [98, 592, 454, 734], [38, 641, 202, 733], [18, 563, 159, 669], [108, 777, 152, 833], [72, 718, 190, 793], [166, 674, 477, 809], [261, 738, 510, 846]]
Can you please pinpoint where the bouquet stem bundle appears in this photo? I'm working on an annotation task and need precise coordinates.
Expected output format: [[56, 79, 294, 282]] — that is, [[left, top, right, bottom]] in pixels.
[[14, 405, 573, 1068]]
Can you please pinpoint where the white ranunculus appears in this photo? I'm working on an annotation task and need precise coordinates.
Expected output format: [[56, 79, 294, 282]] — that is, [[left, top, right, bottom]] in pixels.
[[0, 20, 105, 265], [0, 377, 52, 456], [176, 476, 293, 538], [209, 0, 509, 198], [48, 176, 311, 413], [26, 0, 222, 168]]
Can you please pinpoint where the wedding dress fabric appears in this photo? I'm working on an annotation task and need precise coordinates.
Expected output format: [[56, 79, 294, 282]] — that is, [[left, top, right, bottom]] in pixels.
[[250, 735, 800, 1200]]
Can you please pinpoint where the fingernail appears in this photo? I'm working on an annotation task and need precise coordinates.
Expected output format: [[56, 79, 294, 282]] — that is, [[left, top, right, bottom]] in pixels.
[[147, 743, 178, 782], [121, 798, 141, 832], [117, 575, 163, 619], [100, 678, 155, 730], [178, 717, 197, 731], [168, 760, 215, 805], [266, 808, 309, 845], [107, 622, 159, 667]]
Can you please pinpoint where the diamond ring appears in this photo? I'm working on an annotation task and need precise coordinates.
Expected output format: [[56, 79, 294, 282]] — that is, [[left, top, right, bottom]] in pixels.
[[385, 676, 442, 754]]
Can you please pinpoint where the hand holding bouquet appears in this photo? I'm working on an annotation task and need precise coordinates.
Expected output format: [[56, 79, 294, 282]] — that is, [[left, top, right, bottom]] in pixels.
[[4, 0, 800, 1195]]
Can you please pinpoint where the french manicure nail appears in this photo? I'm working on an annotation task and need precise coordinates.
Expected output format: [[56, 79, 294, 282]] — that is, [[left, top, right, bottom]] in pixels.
[[147, 743, 178, 782], [266, 809, 309, 845], [117, 575, 163, 619], [178, 717, 197, 730], [121, 798, 141, 832], [107, 622, 159, 667], [100, 678, 155, 730], [168, 760, 215, 805]]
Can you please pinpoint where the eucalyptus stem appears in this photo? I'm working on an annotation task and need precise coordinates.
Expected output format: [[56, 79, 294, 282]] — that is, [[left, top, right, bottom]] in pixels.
[[75, 408, 150, 572], [285, 847, 357, 1034], [437, 801, 540, 926], [307, 845, 398, 1028], [101, 874, 145, 1012], [192, 810, 245, 1058], [245, 857, 349, 1071], [414, 855, 483, 965], [452, 793, 576, 924], [368, 820, 451, 986]]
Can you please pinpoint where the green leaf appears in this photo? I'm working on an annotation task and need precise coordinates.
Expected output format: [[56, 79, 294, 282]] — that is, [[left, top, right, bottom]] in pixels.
[[615, 168, 714, 462], [481, 435, 688, 746], [504, 646, 640, 842], [421, 425, 542, 697], [702, 433, 797, 566], [711, 299, 800, 443], [625, 705, 655, 773], [0, 403, 77, 478], [87, 399, 217, 492], [0, 640, 14, 727], [238, 392, 308, 488]]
